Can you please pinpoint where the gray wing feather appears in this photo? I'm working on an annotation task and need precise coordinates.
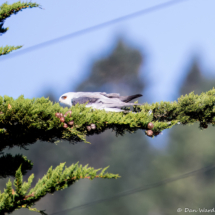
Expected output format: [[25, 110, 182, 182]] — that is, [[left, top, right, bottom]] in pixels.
[[88, 102, 141, 109], [72, 97, 99, 105], [102, 103, 141, 108], [100, 92, 120, 98]]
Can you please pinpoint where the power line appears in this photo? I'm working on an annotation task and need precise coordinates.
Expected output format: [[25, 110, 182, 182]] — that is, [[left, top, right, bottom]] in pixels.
[[49, 164, 215, 215], [0, 0, 188, 61]]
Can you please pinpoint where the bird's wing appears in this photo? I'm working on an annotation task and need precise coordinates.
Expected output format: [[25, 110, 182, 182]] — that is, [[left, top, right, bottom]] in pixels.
[[72, 97, 99, 106], [88, 101, 141, 109], [74, 92, 107, 99], [100, 92, 120, 98], [100, 93, 142, 102], [102, 103, 141, 108]]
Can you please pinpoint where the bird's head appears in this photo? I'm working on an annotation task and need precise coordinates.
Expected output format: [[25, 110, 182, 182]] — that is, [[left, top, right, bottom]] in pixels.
[[59, 92, 74, 106]]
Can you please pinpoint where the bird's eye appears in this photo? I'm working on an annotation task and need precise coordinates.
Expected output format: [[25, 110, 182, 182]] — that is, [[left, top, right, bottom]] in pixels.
[[61, 96, 67, 99]]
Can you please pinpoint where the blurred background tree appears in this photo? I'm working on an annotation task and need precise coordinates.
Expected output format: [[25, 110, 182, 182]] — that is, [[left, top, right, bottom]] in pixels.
[[76, 38, 145, 95], [180, 57, 215, 96], [146, 57, 215, 215], [2, 37, 215, 215]]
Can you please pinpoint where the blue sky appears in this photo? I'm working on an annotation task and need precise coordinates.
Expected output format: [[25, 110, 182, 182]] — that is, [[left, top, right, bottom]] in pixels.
[[1, 0, 215, 103]]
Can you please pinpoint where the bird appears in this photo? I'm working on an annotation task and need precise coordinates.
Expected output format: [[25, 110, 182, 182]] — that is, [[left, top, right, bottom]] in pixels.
[[59, 92, 142, 112]]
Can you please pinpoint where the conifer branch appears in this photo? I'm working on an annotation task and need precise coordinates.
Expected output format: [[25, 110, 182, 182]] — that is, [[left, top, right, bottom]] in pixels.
[[0, 1, 40, 27], [1, 88, 215, 147], [2, 88, 215, 147], [0, 95, 176, 148], [0, 1, 41, 55], [0, 163, 119, 214], [0, 45, 22, 56]]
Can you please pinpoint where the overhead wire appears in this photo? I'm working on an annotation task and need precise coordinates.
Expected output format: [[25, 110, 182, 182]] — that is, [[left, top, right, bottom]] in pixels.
[[49, 163, 215, 214], [0, 0, 188, 61]]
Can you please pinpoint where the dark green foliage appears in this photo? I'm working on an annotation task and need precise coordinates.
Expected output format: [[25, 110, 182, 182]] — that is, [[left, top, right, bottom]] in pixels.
[[0, 163, 119, 214], [0, 94, 168, 148], [0, 154, 32, 178], [2, 88, 215, 148], [150, 88, 215, 126]]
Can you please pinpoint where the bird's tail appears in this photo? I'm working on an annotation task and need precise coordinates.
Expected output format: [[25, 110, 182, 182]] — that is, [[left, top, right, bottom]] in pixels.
[[120, 94, 142, 102]]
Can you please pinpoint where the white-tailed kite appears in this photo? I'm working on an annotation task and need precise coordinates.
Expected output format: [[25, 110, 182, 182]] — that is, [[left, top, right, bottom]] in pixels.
[[59, 92, 142, 112]]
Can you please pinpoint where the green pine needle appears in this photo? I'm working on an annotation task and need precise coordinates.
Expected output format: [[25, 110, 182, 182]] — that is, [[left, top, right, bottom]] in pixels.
[[0, 162, 119, 214], [1, 89, 215, 147], [0, 45, 22, 56]]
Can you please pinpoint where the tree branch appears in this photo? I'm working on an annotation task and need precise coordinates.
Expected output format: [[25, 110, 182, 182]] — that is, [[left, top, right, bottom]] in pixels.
[[1, 89, 215, 148], [0, 163, 119, 214]]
